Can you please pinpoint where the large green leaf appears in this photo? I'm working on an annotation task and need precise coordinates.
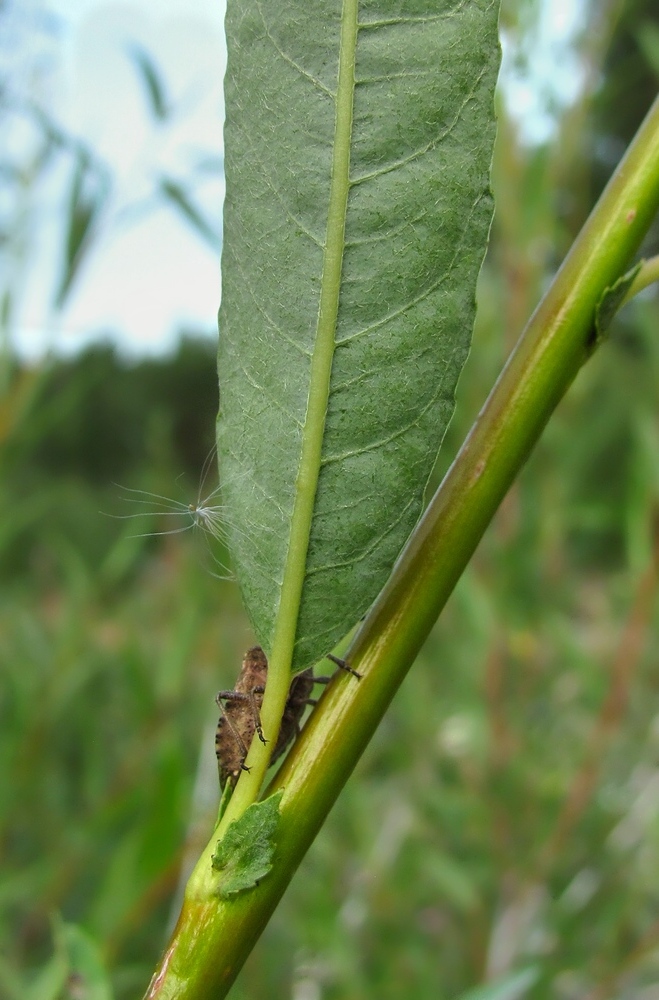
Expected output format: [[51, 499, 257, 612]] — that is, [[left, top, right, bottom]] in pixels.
[[217, 0, 500, 672]]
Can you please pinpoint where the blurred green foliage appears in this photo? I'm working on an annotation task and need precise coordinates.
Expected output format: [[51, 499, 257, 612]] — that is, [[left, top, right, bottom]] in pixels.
[[2, 2, 659, 999]]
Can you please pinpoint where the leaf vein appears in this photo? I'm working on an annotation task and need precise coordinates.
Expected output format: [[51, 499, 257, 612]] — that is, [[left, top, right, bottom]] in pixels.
[[321, 384, 446, 467], [337, 192, 485, 345], [350, 65, 488, 186], [233, 256, 314, 359], [237, 362, 305, 428], [306, 496, 418, 576], [355, 69, 438, 84], [357, 2, 471, 30], [235, 132, 327, 248], [344, 210, 429, 248], [256, 1, 337, 98]]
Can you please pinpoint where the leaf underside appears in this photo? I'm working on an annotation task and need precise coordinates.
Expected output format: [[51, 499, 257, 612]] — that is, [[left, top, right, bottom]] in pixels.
[[218, 0, 500, 671]]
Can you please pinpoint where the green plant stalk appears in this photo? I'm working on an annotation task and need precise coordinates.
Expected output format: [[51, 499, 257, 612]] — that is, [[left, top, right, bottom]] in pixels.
[[144, 94, 659, 1000]]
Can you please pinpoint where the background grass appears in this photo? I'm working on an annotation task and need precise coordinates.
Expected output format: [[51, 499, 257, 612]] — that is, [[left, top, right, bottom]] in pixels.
[[3, 2, 659, 998]]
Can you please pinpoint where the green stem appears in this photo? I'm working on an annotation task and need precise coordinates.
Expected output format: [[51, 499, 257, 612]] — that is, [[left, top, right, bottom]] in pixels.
[[144, 95, 659, 1000]]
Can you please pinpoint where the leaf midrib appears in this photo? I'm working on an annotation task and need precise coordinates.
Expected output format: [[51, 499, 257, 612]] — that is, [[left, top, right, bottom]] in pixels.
[[218, 0, 359, 831], [272, 0, 359, 665]]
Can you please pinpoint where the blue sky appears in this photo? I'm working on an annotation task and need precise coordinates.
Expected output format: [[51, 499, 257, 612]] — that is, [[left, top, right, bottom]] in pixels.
[[6, 0, 588, 359], [8, 0, 226, 357]]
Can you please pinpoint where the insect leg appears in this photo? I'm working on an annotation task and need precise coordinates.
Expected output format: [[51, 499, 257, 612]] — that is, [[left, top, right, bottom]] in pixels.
[[247, 686, 268, 745], [327, 653, 362, 679]]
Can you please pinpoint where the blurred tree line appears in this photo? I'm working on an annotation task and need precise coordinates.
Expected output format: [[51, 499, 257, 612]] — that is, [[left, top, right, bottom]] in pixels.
[[0, 337, 219, 581]]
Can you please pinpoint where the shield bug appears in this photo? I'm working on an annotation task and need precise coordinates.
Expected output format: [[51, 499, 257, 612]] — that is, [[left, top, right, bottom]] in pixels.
[[215, 646, 359, 788]]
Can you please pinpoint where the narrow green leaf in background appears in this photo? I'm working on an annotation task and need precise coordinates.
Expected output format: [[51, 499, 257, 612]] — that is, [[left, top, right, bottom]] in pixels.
[[217, 0, 500, 673], [55, 151, 110, 308], [159, 176, 223, 252], [57, 921, 114, 1000], [454, 968, 540, 1000], [127, 43, 171, 121]]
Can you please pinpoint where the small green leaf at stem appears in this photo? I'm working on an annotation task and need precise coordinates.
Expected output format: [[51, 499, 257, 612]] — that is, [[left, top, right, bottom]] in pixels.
[[211, 792, 283, 899], [595, 261, 643, 342], [621, 253, 659, 305]]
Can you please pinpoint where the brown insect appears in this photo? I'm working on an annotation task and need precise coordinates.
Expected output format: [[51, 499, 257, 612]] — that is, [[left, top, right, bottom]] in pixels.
[[215, 646, 359, 788]]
